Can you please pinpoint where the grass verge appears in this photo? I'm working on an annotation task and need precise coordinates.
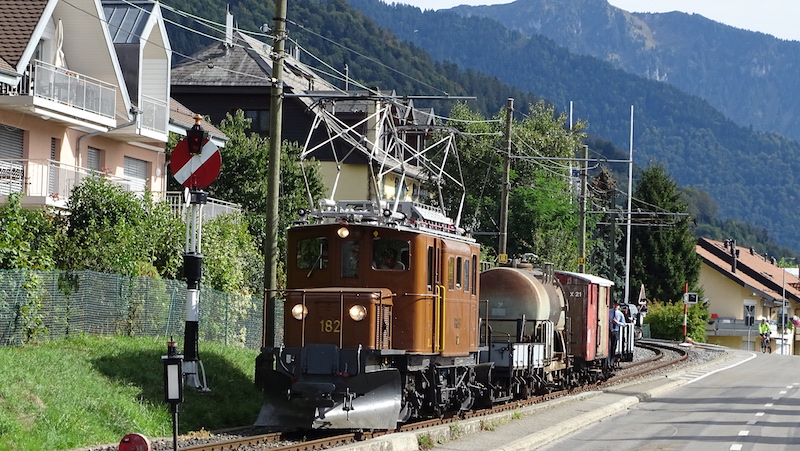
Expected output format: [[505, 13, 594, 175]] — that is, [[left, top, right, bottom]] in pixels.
[[0, 335, 261, 451]]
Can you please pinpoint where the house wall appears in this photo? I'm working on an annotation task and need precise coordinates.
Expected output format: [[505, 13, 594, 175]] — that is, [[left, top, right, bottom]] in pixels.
[[700, 262, 761, 318], [82, 134, 165, 189], [2, 110, 165, 200], [319, 162, 368, 200]]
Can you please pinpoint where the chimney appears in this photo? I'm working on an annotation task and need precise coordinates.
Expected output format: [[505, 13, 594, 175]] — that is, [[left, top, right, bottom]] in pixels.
[[728, 239, 737, 273], [225, 6, 233, 48]]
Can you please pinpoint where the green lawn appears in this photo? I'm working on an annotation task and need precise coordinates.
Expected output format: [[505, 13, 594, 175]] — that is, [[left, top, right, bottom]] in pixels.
[[0, 335, 262, 451]]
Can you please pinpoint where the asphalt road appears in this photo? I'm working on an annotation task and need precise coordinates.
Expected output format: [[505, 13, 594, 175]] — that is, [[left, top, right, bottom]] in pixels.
[[539, 351, 800, 451]]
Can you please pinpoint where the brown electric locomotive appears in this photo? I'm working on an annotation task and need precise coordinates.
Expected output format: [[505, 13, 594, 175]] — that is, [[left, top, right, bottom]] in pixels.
[[255, 200, 481, 429]]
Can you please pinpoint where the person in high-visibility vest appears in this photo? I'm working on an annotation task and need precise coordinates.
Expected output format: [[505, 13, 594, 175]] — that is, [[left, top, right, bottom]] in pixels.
[[758, 317, 771, 337]]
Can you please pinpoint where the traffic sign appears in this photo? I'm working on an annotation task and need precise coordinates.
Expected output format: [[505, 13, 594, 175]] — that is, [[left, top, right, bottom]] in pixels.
[[171, 137, 221, 189]]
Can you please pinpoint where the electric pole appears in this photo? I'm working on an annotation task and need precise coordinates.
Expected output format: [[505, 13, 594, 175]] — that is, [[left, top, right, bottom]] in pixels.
[[499, 98, 513, 263], [263, 0, 287, 348], [579, 144, 588, 273]]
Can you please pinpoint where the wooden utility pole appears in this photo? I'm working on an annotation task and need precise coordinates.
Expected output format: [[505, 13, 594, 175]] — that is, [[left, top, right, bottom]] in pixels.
[[498, 98, 513, 262], [263, 0, 287, 348]]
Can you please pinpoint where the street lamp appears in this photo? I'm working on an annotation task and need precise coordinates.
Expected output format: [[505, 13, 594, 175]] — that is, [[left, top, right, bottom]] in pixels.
[[162, 340, 184, 451]]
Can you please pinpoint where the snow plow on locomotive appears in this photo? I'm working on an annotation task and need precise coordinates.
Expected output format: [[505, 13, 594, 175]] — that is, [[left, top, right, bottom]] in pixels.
[[254, 200, 633, 430]]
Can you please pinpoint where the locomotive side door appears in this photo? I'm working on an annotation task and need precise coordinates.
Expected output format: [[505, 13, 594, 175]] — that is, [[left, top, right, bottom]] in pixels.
[[428, 238, 443, 353]]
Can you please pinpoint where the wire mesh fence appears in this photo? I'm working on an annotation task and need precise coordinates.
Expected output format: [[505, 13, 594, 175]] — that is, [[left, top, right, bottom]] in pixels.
[[0, 269, 269, 348]]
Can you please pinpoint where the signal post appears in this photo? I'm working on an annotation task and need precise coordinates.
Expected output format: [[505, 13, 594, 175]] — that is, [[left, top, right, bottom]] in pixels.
[[170, 114, 221, 390]]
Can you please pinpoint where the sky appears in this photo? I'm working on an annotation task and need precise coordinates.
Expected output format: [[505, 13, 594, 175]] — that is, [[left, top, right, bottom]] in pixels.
[[386, 0, 800, 42]]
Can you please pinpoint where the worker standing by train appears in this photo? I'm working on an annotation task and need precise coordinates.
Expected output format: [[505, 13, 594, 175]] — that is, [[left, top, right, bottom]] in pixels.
[[608, 302, 626, 367]]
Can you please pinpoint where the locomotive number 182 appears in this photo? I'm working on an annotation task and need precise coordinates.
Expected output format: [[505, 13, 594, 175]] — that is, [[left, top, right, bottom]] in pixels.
[[321, 319, 341, 333]]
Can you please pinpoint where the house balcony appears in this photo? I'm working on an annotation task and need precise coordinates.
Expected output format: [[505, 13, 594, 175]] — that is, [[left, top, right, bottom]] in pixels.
[[163, 191, 241, 220], [140, 94, 168, 135], [0, 60, 117, 129], [0, 158, 239, 220]]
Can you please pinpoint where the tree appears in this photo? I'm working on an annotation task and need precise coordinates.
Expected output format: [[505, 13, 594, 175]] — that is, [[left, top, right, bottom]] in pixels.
[[202, 213, 263, 296], [442, 101, 587, 268], [58, 176, 184, 278], [630, 164, 701, 303], [0, 193, 60, 270], [644, 301, 709, 342], [590, 166, 625, 287]]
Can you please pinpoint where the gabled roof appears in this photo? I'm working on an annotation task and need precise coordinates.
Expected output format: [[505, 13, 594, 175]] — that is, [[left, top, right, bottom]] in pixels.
[[171, 30, 341, 95], [696, 237, 800, 303], [0, 0, 50, 83]]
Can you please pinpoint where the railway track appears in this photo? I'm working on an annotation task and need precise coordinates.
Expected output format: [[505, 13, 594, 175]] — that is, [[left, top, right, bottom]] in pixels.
[[152, 339, 692, 451]]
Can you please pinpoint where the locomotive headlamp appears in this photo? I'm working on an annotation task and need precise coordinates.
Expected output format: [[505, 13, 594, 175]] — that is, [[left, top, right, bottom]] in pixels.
[[291, 304, 308, 320], [337, 227, 350, 238], [349, 304, 367, 321]]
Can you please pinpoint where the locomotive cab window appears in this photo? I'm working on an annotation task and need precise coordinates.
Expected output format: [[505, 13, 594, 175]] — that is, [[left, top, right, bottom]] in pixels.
[[373, 238, 408, 270], [455, 257, 463, 289], [463, 258, 470, 292], [296, 237, 328, 270], [342, 241, 360, 277], [447, 257, 455, 289]]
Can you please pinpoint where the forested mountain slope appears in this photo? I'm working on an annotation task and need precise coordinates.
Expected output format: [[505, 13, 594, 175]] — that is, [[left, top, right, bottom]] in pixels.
[[447, 0, 800, 143]]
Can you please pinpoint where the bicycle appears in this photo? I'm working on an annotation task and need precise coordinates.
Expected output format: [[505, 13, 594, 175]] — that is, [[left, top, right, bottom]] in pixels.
[[761, 332, 772, 353]]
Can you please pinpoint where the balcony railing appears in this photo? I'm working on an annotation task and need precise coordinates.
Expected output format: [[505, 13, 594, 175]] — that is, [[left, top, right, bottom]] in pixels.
[[164, 192, 241, 220], [0, 158, 239, 220], [141, 94, 168, 134], [1, 60, 116, 119], [1, 159, 141, 206]]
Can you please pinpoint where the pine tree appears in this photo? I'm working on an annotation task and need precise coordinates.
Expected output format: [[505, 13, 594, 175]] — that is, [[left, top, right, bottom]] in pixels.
[[630, 164, 700, 303]]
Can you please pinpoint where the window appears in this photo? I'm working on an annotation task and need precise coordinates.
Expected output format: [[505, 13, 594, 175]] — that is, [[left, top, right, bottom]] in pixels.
[[342, 241, 360, 277], [455, 257, 463, 289], [123, 156, 148, 192], [296, 237, 328, 270], [372, 237, 408, 270], [0, 125, 24, 196], [463, 258, 470, 292], [87, 147, 102, 171], [49, 138, 59, 195], [447, 257, 455, 290], [243, 110, 270, 134], [427, 246, 434, 291], [471, 255, 477, 295]]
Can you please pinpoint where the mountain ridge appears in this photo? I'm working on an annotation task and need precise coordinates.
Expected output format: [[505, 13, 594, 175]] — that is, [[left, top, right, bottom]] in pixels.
[[448, 0, 800, 142]]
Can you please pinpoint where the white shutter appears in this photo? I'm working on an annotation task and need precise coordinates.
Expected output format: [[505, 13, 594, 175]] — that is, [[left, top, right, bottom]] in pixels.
[[0, 126, 24, 195], [0, 125, 24, 159], [123, 156, 148, 192]]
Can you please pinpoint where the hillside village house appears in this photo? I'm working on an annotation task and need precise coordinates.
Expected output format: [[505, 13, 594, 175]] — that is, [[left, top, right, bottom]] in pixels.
[[0, 0, 224, 212], [171, 21, 444, 205], [697, 237, 800, 354]]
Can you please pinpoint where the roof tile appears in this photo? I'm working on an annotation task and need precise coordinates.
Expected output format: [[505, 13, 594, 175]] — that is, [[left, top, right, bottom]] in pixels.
[[0, 0, 48, 70]]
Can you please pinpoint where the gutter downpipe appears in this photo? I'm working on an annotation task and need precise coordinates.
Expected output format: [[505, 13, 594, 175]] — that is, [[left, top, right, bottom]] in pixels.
[[76, 107, 141, 169]]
